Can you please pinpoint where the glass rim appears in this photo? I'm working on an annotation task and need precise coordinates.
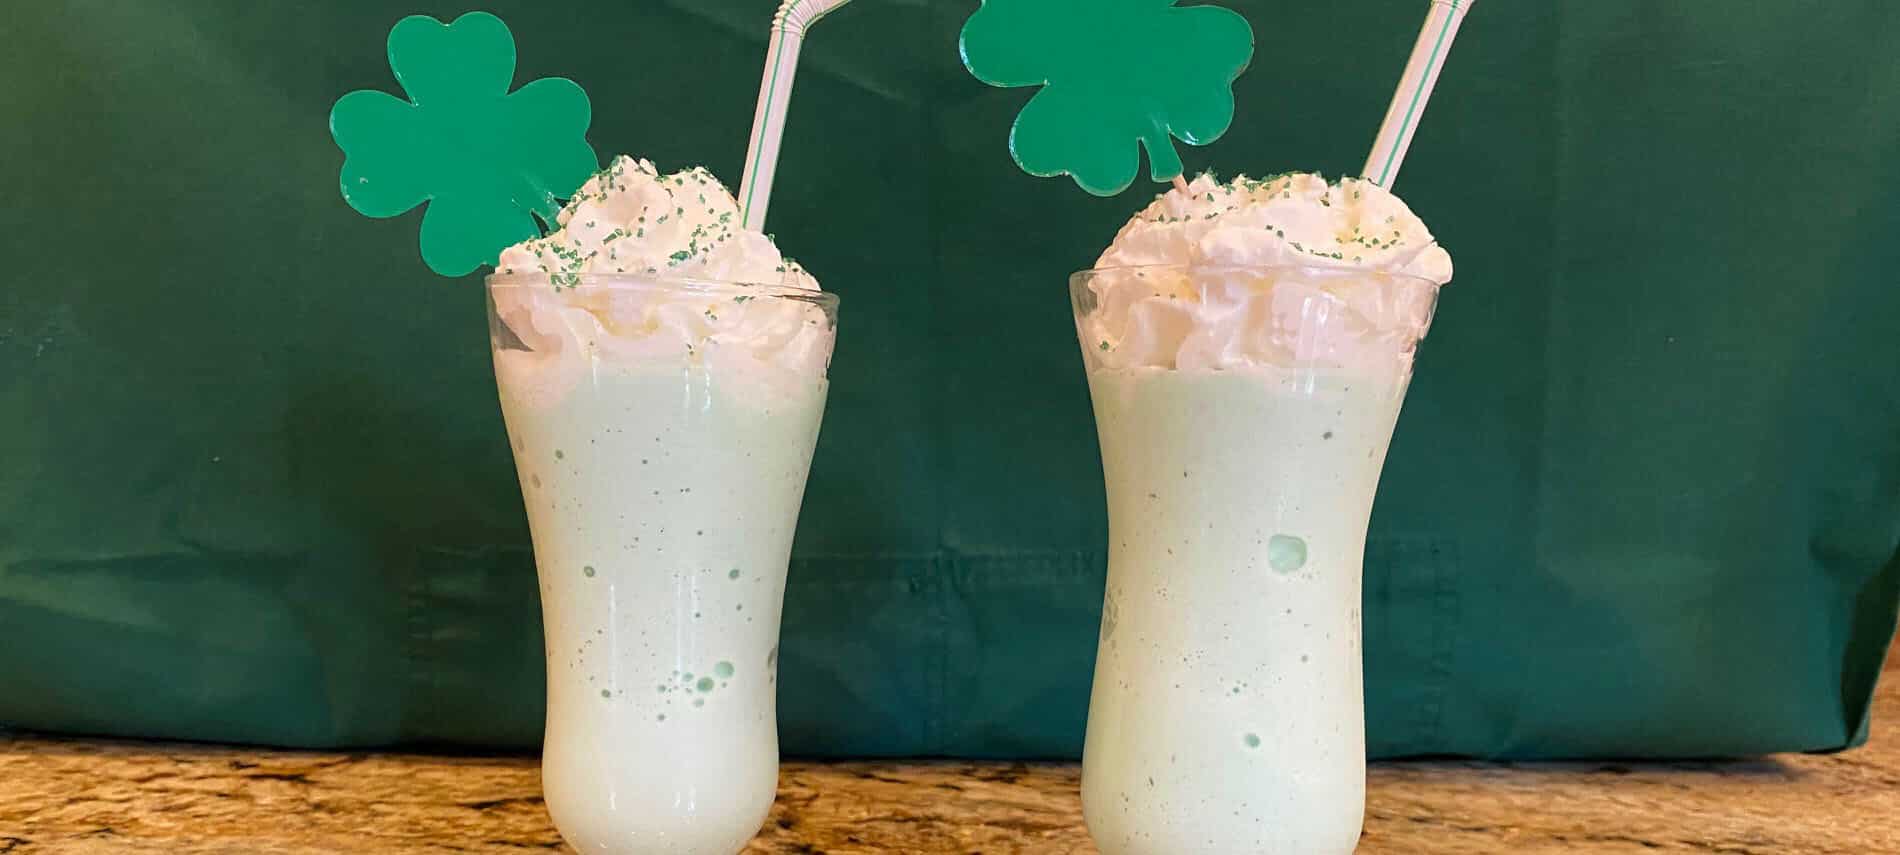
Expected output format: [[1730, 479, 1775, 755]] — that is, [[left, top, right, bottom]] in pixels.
[[1070, 262, 1445, 289], [485, 272, 839, 308]]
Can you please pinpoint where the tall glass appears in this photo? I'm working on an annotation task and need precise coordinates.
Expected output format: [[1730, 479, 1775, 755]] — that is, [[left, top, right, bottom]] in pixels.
[[487, 274, 838, 854], [1071, 264, 1441, 854]]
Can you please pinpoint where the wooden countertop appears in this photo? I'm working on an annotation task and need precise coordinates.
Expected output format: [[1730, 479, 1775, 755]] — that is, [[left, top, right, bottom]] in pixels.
[[4, 644, 1896, 854]]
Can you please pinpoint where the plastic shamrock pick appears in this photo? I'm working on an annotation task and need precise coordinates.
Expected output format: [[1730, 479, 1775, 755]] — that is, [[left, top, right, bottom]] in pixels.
[[330, 12, 598, 276], [959, 0, 1254, 196]]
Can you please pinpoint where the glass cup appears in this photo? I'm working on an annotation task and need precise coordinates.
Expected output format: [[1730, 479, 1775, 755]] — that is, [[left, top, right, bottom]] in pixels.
[[487, 273, 838, 854], [1071, 264, 1442, 854]]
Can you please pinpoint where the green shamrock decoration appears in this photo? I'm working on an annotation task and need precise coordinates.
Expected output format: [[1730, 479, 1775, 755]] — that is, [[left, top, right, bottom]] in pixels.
[[959, 0, 1254, 196], [330, 12, 598, 276]]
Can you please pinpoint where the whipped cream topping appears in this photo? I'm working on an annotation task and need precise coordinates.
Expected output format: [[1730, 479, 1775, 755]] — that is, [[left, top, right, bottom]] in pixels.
[[1081, 173, 1451, 376], [490, 156, 834, 408], [498, 156, 819, 288]]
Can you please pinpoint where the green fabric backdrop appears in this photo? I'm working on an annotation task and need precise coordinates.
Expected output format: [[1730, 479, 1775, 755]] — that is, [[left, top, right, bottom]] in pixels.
[[3, 0, 1897, 758]]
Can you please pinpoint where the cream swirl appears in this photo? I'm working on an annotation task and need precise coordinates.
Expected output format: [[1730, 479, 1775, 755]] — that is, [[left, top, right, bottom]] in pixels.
[[490, 156, 834, 408], [1081, 173, 1451, 376], [498, 155, 820, 288]]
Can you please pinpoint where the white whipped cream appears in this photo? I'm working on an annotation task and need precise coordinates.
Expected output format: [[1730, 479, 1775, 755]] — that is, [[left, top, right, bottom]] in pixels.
[[1081, 173, 1451, 376], [498, 156, 820, 288], [490, 156, 834, 408]]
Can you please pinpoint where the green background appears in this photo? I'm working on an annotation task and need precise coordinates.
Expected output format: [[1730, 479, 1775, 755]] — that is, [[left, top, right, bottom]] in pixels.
[[3, 0, 1896, 758]]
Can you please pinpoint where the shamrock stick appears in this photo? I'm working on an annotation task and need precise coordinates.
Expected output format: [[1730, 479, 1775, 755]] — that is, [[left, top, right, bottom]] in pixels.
[[738, 0, 857, 231], [329, 12, 597, 277], [1172, 175, 1191, 194], [960, 0, 1254, 197], [1361, 0, 1475, 188]]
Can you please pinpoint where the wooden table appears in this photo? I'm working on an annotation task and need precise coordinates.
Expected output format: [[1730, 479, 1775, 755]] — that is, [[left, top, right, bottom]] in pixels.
[[4, 645, 1896, 853]]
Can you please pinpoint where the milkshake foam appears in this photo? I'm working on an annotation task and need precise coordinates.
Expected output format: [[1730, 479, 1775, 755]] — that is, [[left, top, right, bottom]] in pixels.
[[1081, 171, 1448, 377], [493, 155, 833, 408]]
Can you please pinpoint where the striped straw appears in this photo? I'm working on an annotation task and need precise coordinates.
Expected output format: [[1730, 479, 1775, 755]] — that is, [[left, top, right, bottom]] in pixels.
[[1360, 0, 1474, 189], [738, 0, 856, 231]]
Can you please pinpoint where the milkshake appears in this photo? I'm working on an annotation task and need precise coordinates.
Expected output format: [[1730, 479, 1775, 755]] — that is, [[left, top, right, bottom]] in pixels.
[[488, 157, 837, 854], [1075, 173, 1450, 854]]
